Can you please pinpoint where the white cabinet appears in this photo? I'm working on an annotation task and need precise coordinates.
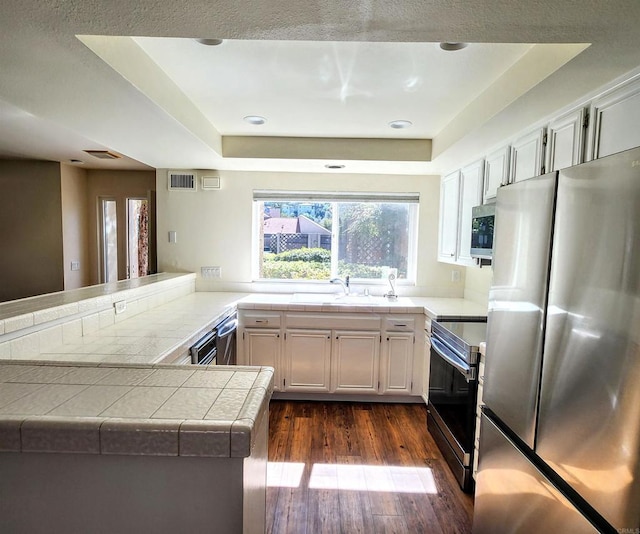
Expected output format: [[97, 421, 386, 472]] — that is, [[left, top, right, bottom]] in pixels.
[[283, 329, 331, 392], [242, 328, 282, 390], [483, 145, 510, 202], [438, 160, 484, 267], [380, 332, 414, 395], [332, 331, 380, 394], [457, 159, 484, 266], [238, 309, 422, 398], [437, 170, 461, 264], [588, 77, 640, 160], [546, 108, 586, 171], [510, 127, 546, 183]]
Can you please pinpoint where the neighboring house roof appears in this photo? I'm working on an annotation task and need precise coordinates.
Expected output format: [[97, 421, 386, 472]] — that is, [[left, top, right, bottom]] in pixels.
[[264, 217, 299, 234], [263, 215, 331, 235]]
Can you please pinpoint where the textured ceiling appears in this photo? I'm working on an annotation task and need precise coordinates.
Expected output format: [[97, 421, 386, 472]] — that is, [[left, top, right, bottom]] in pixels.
[[0, 1, 640, 173]]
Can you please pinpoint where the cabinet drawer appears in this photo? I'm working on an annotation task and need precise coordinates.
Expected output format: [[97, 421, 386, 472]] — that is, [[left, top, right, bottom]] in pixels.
[[286, 313, 381, 330], [384, 316, 415, 332], [241, 312, 281, 328]]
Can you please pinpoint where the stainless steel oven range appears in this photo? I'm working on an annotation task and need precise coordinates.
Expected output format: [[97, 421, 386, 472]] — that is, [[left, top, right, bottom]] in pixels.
[[427, 320, 486, 493]]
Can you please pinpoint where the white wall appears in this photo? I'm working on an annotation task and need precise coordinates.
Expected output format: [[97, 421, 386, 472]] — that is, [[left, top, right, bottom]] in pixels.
[[156, 170, 466, 297]]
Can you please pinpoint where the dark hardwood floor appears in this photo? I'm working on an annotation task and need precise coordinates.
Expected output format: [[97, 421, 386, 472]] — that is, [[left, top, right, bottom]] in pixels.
[[267, 401, 474, 534]]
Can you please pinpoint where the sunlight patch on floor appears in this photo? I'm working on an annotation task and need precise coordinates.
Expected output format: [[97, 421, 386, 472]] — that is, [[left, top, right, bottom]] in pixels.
[[267, 461, 439, 494], [267, 462, 306, 488]]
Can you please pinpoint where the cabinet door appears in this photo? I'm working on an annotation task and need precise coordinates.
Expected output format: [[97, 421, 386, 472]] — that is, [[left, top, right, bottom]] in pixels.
[[510, 127, 546, 183], [331, 331, 380, 394], [437, 170, 461, 264], [243, 328, 281, 390], [483, 145, 510, 202], [284, 329, 331, 392], [546, 108, 586, 171], [588, 77, 640, 160], [457, 159, 484, 266], [381, 332, 414, 395]]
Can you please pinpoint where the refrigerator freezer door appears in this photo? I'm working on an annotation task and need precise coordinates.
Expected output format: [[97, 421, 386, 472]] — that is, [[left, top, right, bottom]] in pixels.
[[483, 172, 557, 448], [537, 147, 640, 529], [473, 413, 599, 534]]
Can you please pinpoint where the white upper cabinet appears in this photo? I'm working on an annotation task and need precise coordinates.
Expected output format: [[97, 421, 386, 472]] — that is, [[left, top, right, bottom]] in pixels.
[[546, 108, 586, 172], [588, 77, 640, 160], [483, 145, 510, 202], [510, 127, 547, 183], [457, 159, 485, 266], [437, 170, 461, 264]]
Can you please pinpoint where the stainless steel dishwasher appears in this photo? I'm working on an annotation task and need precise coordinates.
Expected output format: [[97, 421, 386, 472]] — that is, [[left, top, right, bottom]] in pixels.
[[190, 312, 237, 365], [215, 312, 237, 366]]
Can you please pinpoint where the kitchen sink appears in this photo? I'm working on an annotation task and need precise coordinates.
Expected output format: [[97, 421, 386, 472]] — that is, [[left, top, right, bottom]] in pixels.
[[292, 293, 390, 305]]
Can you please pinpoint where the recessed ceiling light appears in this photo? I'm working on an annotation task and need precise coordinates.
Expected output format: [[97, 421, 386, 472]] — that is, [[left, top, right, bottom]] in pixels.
[[196, 38, 224, 46], [439, 42, 468, 51], [325, 164, 345, 170], [244, 115, 266, 125], [389, 120, 412, 129]]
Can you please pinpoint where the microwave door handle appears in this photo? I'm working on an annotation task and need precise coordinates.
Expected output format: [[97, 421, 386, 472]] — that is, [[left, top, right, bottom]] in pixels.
[[431, 338, 476, 382]]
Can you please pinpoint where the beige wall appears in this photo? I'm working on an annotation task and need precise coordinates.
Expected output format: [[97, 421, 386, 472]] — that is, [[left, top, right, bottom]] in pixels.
[[463, 265, 493, 306], [0, 160, 64, 302], [86, 170, 156, 285], [156, 170, 466, 297], [60, 164, 90, 290]]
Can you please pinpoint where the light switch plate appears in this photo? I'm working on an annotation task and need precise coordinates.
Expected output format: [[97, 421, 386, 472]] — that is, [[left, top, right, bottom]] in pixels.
[[70, 261, 80, 271]]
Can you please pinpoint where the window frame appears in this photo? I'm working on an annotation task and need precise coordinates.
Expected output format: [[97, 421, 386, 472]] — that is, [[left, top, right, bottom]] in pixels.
[[252, 191, 419, 285]]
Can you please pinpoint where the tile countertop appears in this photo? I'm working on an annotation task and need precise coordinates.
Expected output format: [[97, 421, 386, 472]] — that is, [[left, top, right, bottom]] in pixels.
[[0, 361, 274, 458], [38, 292, 248, 365], [236, 293, 488, 321]]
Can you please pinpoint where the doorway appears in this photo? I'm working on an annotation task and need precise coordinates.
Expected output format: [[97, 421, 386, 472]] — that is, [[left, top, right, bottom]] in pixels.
[[98, 193, 156, 284], [100, 198, 118, 283]]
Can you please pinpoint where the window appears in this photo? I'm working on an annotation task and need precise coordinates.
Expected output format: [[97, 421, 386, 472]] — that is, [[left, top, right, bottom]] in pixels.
[[253, 191, 419, 282]]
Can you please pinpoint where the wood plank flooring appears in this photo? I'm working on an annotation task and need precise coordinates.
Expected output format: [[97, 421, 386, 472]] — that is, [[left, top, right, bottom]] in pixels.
[[267, 401, 474, 534]]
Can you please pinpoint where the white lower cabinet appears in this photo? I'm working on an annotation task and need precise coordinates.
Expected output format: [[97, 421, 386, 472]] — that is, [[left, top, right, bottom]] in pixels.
[[239, 309, 423, 398], [332, 330, 380, 393], [284, 329, 331, 392], [241, 328, 282, 390], [381, 332, 414, 395]]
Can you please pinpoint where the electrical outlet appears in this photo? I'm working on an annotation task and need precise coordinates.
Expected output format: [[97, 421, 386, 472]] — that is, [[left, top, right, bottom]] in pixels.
[[201, 266, 222, 279], [70, 261, 80, 271], [114, 300, 127, 314], [451, 270, 461, 282]]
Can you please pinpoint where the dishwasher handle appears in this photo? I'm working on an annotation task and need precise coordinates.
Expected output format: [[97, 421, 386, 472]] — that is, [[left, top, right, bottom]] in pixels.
[[217, 317, 237, 338]]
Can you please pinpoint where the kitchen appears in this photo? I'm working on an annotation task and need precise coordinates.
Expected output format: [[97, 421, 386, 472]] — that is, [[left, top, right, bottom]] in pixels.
[[1, 1, 640, 533]]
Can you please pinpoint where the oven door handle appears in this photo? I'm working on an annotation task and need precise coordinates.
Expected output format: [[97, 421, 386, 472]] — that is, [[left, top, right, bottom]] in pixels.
[[431, 337, 476, 382]]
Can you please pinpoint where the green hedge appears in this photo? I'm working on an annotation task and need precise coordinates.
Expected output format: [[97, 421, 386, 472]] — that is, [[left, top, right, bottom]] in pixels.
[[264, 247, 331, 263], [262, 260, 331, 279]]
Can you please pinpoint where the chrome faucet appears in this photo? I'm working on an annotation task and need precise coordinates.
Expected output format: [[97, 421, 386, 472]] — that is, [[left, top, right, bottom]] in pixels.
[[330, 275, 350, 295]]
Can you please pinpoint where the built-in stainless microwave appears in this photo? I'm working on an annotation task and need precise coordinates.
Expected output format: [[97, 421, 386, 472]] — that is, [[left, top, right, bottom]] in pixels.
[[470, 204, 495, 260]]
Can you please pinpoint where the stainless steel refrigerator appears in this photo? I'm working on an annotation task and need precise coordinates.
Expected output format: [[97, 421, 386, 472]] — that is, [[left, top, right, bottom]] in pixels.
[[473, 146, 640, 533]]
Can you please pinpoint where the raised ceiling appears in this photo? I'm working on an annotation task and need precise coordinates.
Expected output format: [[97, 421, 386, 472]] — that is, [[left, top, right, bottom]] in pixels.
[[1, 1, 640, 174]]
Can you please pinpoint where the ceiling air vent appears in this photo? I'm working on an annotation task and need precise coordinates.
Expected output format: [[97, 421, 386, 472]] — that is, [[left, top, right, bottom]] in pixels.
[[168, 170, 197, 191], [84, 150, 121, 160]]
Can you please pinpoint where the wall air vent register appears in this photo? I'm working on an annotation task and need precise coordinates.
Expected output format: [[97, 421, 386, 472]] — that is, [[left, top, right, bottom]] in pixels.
[[168, 170, 197, 191]]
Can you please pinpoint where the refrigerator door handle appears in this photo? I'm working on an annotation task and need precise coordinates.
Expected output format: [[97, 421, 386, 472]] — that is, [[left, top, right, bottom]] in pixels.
[[431, 338, 476, 381]]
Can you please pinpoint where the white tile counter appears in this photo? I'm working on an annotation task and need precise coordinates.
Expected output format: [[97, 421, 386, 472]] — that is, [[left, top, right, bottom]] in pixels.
[[237, 293, 488, 321], [0, 361, 273, 458]]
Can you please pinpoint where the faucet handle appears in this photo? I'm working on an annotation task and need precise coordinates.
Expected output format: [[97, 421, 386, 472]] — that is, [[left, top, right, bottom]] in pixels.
[[345, 275, 350, 286]]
